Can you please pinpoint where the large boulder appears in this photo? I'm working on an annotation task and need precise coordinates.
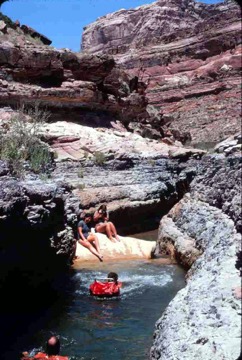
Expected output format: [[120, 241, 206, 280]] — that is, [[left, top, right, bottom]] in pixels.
[[75, 233, 156, 261]]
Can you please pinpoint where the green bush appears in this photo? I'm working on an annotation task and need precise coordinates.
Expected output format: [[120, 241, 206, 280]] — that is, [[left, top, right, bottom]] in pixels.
[[78, 169, 84, 178], [77, 183, 85, 191], [28, 141, 52, 173], [0, 11, 15, 29], [93, 151, 106, 166], [0, 103, 52, 177]]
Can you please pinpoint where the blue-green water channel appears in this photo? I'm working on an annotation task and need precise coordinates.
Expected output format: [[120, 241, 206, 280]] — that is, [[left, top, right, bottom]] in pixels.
[[5, 232, 186, 360]]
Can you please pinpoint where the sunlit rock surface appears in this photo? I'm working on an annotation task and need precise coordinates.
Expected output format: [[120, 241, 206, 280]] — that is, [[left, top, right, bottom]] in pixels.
[[39, 120, 205, 234], [82, 0, 242, 145], [150, 153, 241, 360], [151, 195, 241, 360], [75, 233, 156, 261], [40, 120, 205, 161]]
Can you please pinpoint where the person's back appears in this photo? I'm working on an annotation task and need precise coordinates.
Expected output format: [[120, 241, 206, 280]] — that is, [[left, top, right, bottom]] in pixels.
[[89, 272, 122, 297], [21, 336, 68, 360]]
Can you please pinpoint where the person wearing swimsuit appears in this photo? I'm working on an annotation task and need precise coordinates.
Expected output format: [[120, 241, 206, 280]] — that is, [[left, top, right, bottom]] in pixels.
[[77, 212, 103, 262], [93, 204, 120, 243]]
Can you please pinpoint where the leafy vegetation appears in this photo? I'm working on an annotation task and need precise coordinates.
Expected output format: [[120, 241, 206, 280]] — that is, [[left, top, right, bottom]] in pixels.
[[0, 103, 53, 177], [0, 11, 15, 29], [25, 33, 44, 45], [76, 183, 85, 191], [93, 151, 106, 166]]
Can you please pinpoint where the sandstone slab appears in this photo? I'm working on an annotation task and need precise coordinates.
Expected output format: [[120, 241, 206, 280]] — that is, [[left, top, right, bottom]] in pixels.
[[75, 233, 156, 261]]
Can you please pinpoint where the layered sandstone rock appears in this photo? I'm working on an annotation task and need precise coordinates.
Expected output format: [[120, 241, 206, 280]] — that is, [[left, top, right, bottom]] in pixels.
[[82, 0, 242, 145], [150, 152, 241, 359], [0, 39, 152, 131], [36, 119, 205, 234]]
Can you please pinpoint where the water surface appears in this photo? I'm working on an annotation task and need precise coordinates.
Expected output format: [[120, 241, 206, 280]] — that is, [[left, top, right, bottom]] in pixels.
[[14, 258, 185, 360]]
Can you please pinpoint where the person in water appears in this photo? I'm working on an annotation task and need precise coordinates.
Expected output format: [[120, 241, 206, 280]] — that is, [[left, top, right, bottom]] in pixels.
[[93, 204, 120, 243], [21, 335, 68, 359], [77, 212, 103, 262], [89, 271, 122, 297]]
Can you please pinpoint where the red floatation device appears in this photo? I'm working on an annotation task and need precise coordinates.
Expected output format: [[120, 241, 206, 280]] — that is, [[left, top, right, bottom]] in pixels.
[[89, 278, 122, 298]]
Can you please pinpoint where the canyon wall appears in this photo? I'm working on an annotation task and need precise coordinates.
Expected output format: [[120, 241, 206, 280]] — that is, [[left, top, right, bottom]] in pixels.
[[0, 4, 241, 359], [150, 144, 241, 359], [82, 0, 242, 146]]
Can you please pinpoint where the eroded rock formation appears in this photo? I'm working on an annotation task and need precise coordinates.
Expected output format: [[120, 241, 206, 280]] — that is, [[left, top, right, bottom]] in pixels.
[[0, 20, 157, 138], [150, 151, 241, 359], [82, 0, 242, 145], [0, 14, 207, 306], [0, 5, 241, 359]]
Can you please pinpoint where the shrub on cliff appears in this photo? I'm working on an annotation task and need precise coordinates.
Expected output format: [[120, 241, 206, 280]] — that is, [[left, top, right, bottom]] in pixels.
[[0, 103, 53, 177], [93, 151, 106, 166]]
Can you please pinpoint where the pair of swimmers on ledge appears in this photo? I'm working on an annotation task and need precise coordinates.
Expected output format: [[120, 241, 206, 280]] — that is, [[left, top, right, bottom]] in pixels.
[[76, 204, 121, 262]]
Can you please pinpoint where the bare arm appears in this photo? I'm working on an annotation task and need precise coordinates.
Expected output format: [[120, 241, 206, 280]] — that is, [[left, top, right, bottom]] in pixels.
[[78, 226, 87, 242], [93, 210, 103, 222], [104, 210, 109, 222]]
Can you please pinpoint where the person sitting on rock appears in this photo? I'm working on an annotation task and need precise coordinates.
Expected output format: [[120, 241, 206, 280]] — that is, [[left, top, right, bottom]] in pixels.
[[21, 335, 68, 359], [77, 212, 103, 262], [93, 204, 120, 243]]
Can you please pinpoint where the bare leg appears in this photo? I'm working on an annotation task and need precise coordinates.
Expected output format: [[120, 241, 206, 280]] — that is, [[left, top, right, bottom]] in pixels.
[[96, 223, 116, 242], [87, 234, 103, 259], [109, 222, 120, 241], [78, 239, 103, 262]]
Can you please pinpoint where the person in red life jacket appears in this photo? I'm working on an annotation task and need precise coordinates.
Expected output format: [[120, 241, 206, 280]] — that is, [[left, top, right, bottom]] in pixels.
[[89, 272, 122, 297], [93, 204, 120, 243], [21, 336, 68, 360], [77, 212, 104, 262]]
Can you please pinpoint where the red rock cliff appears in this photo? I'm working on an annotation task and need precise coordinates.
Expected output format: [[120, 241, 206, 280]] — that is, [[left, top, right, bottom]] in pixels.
[[82, 0, 242, 146]]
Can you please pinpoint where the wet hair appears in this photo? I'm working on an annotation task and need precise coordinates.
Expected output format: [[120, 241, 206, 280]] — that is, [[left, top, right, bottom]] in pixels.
[[108, 272, 118, 283], [46, 336, 60, 356]]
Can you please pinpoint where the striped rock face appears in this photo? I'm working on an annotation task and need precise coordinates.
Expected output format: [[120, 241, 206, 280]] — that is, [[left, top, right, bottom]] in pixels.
[[82, 0, 242, 146]]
